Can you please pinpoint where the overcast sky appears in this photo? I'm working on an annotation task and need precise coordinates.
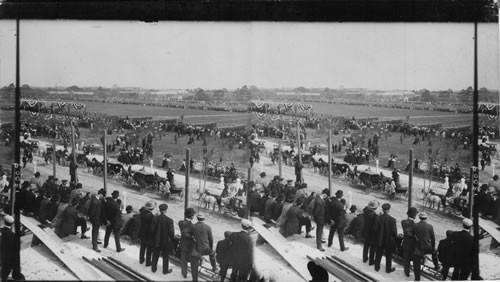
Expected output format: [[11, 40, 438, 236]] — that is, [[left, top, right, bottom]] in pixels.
[[0, 21, 498, 91]]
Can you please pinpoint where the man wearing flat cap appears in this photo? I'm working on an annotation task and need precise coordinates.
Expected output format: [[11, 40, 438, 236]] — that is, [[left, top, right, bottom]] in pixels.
[[401, 207, 418, 277], [103, 190, 125, 252], [374, 203, 397, 273], [191, 213, 218, 280], [363, 199, 380, 265], [151, 204, 175, 274], [311, 189, 329, 251], [413, 212, 439, 280], [139, 200, 156, 265], [327, 190, 349, 252], [448, 218, 474, 280], [1, 215, 24, 281], [228, 219, 254, 281]]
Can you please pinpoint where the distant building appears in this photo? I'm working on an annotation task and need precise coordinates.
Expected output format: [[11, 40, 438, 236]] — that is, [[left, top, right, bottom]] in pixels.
[[276, 91, 320, 96]]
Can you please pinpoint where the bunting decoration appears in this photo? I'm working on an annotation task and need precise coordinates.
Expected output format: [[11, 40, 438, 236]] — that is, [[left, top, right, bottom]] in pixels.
[[270, 115, 280, 121], [478, 103, 499, 116], [26, 100, 38, 107], [253, 101, 265, 109], [28, 111, 39, 118], [72, 103, 86, 110], [43, 114, 53, 120], [57, 102, 67, 109], [255, 112, 267, 119]]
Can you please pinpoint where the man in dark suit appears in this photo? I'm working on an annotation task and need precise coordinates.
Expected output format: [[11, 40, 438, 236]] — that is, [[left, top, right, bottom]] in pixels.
[[103, 190, 125, 252], [191, 213, 218, 281], [1, 215, 24, 281], [246, 181, 261, 216], [449, 218, 474, 280], [178, 208, 195, 279], [401, 207, 418, 277], [437, 230, 454, 280], [55, 198, 88, 239], [151, 204, 175, 274], [139, 200, 156, 266], [374, 203, 397, 273], [327, 190, 349, 252], [88, 192, 104, 252], [215, 231, 232, 282], [311, 189, 329, 251], [413, 212, 439, 281], [228, 219, 254, 281], [362, 200, 380, 265]]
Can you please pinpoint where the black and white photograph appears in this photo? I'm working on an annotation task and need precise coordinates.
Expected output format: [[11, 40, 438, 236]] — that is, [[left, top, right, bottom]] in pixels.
[[0, 19, 499, 281]]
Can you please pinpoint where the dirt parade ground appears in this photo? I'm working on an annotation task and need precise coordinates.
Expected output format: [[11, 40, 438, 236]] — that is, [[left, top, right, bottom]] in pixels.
[[10, 133, 500, 281]]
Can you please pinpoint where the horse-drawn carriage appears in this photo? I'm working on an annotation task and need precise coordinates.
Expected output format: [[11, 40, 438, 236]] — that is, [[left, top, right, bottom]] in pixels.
[[331, 160, 351, 178], [132, 170, 183, 197], [356, 170, 391, 193]]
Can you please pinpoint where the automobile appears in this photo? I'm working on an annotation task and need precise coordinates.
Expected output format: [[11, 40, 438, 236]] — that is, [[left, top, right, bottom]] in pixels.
[[357, 170, 391, 193]]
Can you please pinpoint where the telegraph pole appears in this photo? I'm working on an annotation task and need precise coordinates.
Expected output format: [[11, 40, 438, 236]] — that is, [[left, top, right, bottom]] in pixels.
[[278, 140, 282, 178], [296, 122, 302, 182], [328, 130, 332, 195], [185, 148, 190, 211], [408, 149, 413, 209], [103, 130, 107, 193], [70, 120, 77, 183]]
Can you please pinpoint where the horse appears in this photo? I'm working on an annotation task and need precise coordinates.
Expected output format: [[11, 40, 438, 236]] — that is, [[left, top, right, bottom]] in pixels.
[[424, 191, 442, 211], [199, 191, 222, 212]]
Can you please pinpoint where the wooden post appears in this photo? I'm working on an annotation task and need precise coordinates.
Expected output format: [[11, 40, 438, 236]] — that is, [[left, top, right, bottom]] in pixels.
[[296, 123, 302, 182], [103, 130, 107, 193], [278, 140, 282, 178], [328, 130, 332, 195], [408, 149, 413, 209], [70, 121, 77, 183], [185, 148, 190, 211], [52, 139, 56, 178], [246, 167, 252, 219]]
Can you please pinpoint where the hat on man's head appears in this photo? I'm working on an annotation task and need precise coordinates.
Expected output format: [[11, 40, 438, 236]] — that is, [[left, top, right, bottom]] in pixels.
[[241, 219, 252, 230], [197, 213, 205, 220], [300, 183, 308, 189], [248, 181, 255, 188], [62, 179, 68, 183], [260, 172, 266, 177], [159, 204, 168, 211], [125, 205, 133, 212], [287, 179, 294, 183], [98, 188, 106, 196], [368, 199, 379, 210], [494, 175, 499, 180], [76, 183, 83, 189], [145, 200, 156, 211], [286, 194, 295, 203], [335, 190, 344, 197], [321, 189, 330, 196], [407, 207, 418, 217], [3, 215, 14, 225], [276, 194, 285, 202], [419, 212, 428, 219], [273, 175, 280, 180], [279, 177, 284, 181], [463, 218, 473, 228], [349, 205, 357, 212], [382, 203, 391, 211], [185, 208, 196, 218], [35, 172, 40, 177], [111, 190, 120, 197]]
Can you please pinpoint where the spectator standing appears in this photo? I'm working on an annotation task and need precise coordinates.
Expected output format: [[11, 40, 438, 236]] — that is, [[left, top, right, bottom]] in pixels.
[[437, 230, 454, 280], [178, 208, 195, 279], [151, 204, 175, 274], [311, 189, 329, 251], [1, 215, 24, 281], [362, 200, 380, 265], [413, 212, 440, 281], [103, 190, 125, 252], [215, 231, 232, 282], [29, 172, 43, 190], [191, 213, 218, 281], [449, 218, 474, 280], [374, 203, 397, 273], [88, 191, 105, 252], [228, 219, 254, 281], [139, 200, 156, 265], [327, 190, 349, 252], [401, 207, 418, 278]]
